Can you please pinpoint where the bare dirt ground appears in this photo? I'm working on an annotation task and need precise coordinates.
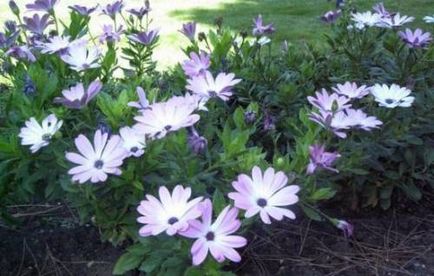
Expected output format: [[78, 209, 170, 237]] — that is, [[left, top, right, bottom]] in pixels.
[[1, 195, 433, 276]]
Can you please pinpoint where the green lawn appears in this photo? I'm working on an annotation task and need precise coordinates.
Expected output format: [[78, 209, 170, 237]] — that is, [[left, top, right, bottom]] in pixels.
[[1, 0, 433, 67]]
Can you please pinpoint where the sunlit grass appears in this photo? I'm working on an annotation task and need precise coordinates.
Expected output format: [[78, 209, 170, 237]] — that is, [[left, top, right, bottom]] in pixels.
[[1, 0, 433, 68]]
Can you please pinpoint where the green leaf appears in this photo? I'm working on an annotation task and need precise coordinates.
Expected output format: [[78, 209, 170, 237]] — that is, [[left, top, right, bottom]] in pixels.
[[400, 182, 422, 201], [233, 107, 245, 130], [310, 187, 336, 201], [113, 252, 143, 275], [300, 204, 322, 221], [212, 189, 226, 214]]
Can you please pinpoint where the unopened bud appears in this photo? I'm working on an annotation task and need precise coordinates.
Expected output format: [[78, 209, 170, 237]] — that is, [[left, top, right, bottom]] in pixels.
[[9, 1, 20, 16], [244, 111, 256, 124], [188, 127, 207, 154]]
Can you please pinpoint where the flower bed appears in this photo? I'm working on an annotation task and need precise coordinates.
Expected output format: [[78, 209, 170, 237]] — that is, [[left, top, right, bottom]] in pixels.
[[0, 0, 433, 274]]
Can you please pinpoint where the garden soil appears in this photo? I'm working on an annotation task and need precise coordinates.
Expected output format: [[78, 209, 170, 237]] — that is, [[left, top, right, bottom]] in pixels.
[[1, 195, 433, 276]]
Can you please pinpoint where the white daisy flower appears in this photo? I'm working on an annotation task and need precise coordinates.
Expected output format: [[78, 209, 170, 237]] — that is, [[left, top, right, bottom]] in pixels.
[[36, 36, 71, 54], [61, 39, 101, 71], [19, 114, 63, 153], [424, 15, 434, 24], [119, 126, 146, 157], [370, 84, 415, 108], [351, 11, 382, 30], [377, 13, 414, 28]]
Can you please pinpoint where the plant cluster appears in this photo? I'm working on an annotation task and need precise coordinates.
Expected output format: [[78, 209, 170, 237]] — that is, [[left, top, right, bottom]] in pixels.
[[0, 0, 433, 274]]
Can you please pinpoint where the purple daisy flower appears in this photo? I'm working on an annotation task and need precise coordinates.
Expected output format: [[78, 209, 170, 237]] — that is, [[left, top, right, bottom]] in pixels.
[[26, 0, 57, 12], [133, 95, 201, 139], [69, 5, 97, 16], [398, 28, 432, 49], [101, 0, 123, 19], [306, 144, 341, 174], [137, 185, 203, 237], [65, 130, 127, 184], [182, 51, 210, 78], [179, 22, 197, 41], [321, 10, 342, 24], [186, 71, 241, 101], [128, 29, 159, 46], [127, 1, 151, 20], [23, 14, 53, 35], [54, 80, 103, 109], [228, 166, 300, 224], [252, 15, 275, 36], [179, 199, 247, 266], [6, 45, 36, 62], [99, 24, 123, 44]]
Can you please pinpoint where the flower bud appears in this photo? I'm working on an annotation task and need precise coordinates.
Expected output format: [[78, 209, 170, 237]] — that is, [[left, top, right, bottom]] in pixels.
[[4, 20, 17, 33], [263, 112, 276, 131], [214, 17, 223, 29], [23, 75, 36, 96], [244, 110, 256, 124], [97, 122, 112, 136], [335, 219, 354, 238], [198, 32, 207, 42], [188, 127, 207, 154], [9, 1, 20, 16]]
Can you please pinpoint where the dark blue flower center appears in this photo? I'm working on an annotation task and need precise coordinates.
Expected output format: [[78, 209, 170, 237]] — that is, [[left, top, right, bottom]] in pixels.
[[385, 99, 394, 104], [130, 146, 139, 153], [257, 198, 267, 207], [208, 91, 217, 97], [205, 231, 215, 241], [42, 133, 51, 141], [94, 160, 104, 169], [168, 217, 178, 225]]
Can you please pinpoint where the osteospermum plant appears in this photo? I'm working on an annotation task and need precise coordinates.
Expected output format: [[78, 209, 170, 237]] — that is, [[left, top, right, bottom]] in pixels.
[[1, 0, 433, 275]]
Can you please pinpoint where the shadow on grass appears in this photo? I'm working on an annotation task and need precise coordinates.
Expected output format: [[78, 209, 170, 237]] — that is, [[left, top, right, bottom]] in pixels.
[[169, 0, 434, 47], [169, 0, 334, 46]]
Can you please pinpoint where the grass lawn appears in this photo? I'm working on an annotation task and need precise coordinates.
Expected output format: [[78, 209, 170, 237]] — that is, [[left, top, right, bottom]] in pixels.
[[1, 0, 433, 67]]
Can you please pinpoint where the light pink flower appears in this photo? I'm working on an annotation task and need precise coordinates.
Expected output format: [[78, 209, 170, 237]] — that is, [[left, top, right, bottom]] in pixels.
[[65, 130, 127, 184], [307, 89, 351, 112], [137, 185, 203, 237], [332, 82, 370, 99], [228, 166, 300, 224], [398, 28, 432, 49], [134, 95, 200, 139], [307, 144, 341, 174], [182, 51, 210, 78], [180, 199, 247, 265], [309, 108, 382, 138], [128, 87, 150, 110], [54, 80, 102, 109], [186, 71, 241, 101]]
